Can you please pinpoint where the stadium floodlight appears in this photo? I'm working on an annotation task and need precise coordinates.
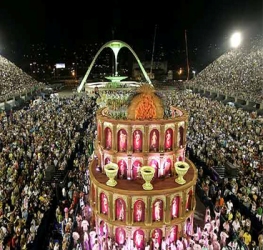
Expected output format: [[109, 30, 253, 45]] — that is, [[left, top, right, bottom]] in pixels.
[[230, 32, 242, 48]]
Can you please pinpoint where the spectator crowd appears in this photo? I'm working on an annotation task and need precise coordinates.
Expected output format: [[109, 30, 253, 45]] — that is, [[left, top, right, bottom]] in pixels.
[[188, 35, 263, 103]]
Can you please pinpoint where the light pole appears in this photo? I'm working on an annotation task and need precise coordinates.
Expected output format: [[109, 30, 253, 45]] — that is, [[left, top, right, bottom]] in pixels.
[[230, 32, 242, 48]]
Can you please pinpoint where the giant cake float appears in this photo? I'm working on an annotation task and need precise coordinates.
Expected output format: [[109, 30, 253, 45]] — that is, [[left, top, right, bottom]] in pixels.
[[89, 84, 198, 249]]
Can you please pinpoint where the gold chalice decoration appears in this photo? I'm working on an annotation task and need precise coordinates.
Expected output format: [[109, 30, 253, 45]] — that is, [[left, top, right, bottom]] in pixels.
[[174, 161, 190, 185], [104, 163, 118, 187], [140, 166, 155, 190]]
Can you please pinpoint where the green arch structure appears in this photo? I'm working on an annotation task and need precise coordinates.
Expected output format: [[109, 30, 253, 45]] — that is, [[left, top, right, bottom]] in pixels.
[[77, 40, 152, 93]]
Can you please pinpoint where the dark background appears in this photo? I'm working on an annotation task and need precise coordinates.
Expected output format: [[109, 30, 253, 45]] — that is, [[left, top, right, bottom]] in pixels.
[[0, 0, 262, 51]]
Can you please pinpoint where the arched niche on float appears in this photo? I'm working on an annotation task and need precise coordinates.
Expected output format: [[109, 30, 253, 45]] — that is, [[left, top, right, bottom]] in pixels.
[[115, 227, 126, 245], [99, 192, 109, 215], [152, 199, 164, 222], [132, 199, 146, 223], [186, 189, 193, 211], [104, 127, 112, 150], [179, 126, 184, 147], [170, 195, 182, 219], [117, 128, 128, 152], [114, 197, 126, 222], [132, 129, 143, 152], [164, 128, 173, 151], [133, 229, 145, 249]]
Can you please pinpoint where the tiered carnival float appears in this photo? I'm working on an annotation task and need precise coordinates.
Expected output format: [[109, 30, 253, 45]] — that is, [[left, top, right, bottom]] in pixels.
[[89, 84, 198, 249]]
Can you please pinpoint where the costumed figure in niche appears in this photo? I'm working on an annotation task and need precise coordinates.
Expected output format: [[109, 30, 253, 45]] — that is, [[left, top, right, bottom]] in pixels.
[[116, 199, 125, 221], [134, 230, 144, 249], [165, 129, 173, 151], [116, 228, 125, 245], [171, 197, 178, 219], [105, 128, 112, 149], [169, 226, 177, 243], [152, 229, 162, 247], [150, 130, 158, 151], [134, 201, 144, 222], [133, 130, 142, 152], [101, 194, 108, 215], [150, 159, 158, 179], [118, 159, 127, 179], [154, 200, 162, 221], [132, 160, 142, 180], [118, 130, 127, 152]]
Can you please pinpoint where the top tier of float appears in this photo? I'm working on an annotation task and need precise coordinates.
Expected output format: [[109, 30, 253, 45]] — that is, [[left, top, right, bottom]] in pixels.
[[94, 83, 190, 180]]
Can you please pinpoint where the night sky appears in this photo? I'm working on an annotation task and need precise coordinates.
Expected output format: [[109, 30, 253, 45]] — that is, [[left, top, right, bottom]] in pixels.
[[0, 0, 262, 51]]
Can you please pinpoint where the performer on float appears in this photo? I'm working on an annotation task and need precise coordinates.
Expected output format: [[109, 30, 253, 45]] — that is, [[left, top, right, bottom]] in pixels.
[[133, 130, 142, 152], [165, 129, 172, 150], [150, 130, 158, 151], [119, 130, 127, 152], [106, 128, 112, 149]]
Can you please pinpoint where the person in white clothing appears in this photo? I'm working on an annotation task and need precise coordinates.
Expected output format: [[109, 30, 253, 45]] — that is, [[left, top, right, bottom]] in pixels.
[[81, 217, 89, 232], [161, 237, 166, 250], [92, 240, 99, 250]]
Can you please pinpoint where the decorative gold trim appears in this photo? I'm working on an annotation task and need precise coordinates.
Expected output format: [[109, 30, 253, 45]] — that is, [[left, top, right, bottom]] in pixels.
[[164, 123, 175, 130]]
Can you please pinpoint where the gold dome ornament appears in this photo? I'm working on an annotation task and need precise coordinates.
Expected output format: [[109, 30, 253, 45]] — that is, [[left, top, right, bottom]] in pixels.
[[127, 83, 164, 120]]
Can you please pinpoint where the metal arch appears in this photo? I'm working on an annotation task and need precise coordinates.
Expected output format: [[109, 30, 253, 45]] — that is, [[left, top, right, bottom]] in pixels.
[[77, 40, 152, 93]]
